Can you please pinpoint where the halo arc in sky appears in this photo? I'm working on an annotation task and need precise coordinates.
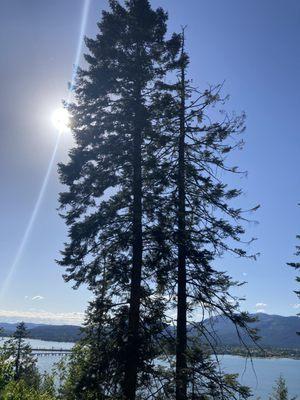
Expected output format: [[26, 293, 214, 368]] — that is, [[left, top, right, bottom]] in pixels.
[[0, 0, 92, 300]]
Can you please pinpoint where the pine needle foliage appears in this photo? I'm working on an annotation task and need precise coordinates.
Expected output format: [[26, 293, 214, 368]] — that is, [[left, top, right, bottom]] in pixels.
[[149, 30, 259, 399], [58, 1, 180, 398]]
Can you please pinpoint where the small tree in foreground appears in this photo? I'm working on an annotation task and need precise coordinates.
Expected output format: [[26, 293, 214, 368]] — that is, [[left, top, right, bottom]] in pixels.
[[269, 376, 297, 400], [0, 323, 56, 399], [1, 379, 55, 400], [0, 322, 38, 386]]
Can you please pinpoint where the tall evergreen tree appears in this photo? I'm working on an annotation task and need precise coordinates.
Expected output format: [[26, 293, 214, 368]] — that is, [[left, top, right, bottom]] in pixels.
[[59, 2, 257, 397], [151, 31, 258, 399], [58, 1, 180, 398]]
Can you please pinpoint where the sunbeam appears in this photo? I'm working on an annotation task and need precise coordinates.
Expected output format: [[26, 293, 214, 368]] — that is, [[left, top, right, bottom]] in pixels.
[[0, 0, 91, 301], [0, 132, 61, 300], [69, 0, 91, 96]]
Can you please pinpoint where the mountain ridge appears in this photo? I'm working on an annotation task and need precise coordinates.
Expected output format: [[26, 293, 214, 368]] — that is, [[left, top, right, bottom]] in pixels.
[[1, 313, 299, 347], [199, 313, 300, 349]]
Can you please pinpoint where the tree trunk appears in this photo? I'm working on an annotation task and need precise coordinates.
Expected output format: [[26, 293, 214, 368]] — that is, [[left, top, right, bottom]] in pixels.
[[176, 36, 188, 400], [15, 338, 21, 381], [124, 85, 143, 400]]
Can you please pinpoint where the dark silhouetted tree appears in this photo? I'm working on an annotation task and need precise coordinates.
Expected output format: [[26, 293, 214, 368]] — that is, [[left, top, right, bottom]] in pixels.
[[58, 0, 180, 398], [151, 30, 258, 399], [58, 1, 258, 398]]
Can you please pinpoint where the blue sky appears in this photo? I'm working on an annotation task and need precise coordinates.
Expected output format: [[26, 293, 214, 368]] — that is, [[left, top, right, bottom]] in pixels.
[[0, 0, 299, 324]]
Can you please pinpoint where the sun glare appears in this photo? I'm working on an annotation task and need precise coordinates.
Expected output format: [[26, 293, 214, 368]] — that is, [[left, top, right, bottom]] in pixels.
[[51, 108, 70, 132]]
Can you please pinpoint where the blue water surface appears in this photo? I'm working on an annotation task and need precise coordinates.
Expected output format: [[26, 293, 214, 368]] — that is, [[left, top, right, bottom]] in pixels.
[[28, 340, 299, 398]]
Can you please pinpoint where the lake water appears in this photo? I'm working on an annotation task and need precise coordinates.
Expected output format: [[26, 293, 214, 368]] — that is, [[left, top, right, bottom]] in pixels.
[[219, 354, 299, 398], [26, 339, 74, 376], [24, 340, 300, 398]]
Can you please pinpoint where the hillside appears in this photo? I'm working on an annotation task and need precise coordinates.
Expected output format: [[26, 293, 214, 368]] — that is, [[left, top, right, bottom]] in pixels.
[[0, 323, 81, 343], [28, 324, 82, 342], [200, 313, 300, 349], [1, 313, 299, 347]]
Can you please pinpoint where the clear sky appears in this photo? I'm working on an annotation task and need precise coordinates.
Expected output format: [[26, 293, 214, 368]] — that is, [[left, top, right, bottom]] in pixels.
[[0, 0, 299, 325]]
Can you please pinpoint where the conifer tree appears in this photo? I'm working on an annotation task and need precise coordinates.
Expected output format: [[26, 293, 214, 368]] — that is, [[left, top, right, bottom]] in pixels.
[[59, 1, 257, 398], [58, 1, 180, 398], [151, 31, 258, 399], [1, 323, 38, 385], [269, 376, 296, 400]]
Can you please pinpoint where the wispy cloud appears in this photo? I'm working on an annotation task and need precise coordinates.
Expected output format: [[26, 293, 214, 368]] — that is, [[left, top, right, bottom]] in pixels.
[[255, 302, 267, 313], [31, 295, 44, 301], [255, 302, 267, 308], [0, 309, 84, 325], [292, 303, 300, 309]]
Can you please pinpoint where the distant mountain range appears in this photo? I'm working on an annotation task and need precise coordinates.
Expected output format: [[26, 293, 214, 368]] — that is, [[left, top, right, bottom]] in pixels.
[[0, 322, 81, 342], [200, 313, 300, 349], [1, 313, 299, 348]]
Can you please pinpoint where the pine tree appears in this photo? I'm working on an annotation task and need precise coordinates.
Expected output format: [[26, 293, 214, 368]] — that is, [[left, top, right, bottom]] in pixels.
[[58, 1, 258, 397], [269, 376, 296, 400], [151, 30, 258, 399], [1, 322, 38, 385], [58, 1, 180, 398]]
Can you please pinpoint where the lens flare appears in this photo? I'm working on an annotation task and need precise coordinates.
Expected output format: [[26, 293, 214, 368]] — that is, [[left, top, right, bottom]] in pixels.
[[0, 132, 61, 301], [69, 0, 91, 95], [0, 0, 92, 300], [52, 108, 70, 132]]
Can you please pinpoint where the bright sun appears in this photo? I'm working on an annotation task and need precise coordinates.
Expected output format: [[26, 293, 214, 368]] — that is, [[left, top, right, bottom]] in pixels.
[[51, 108, 70, 132]]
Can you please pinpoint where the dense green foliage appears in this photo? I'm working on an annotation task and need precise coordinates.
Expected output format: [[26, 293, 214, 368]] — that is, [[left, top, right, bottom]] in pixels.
[[0, 324, 56, 399], [0, 380, 55, 400]]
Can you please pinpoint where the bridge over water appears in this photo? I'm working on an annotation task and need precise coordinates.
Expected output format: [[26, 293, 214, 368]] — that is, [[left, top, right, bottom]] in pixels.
[[32, 348, 72, 357]]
